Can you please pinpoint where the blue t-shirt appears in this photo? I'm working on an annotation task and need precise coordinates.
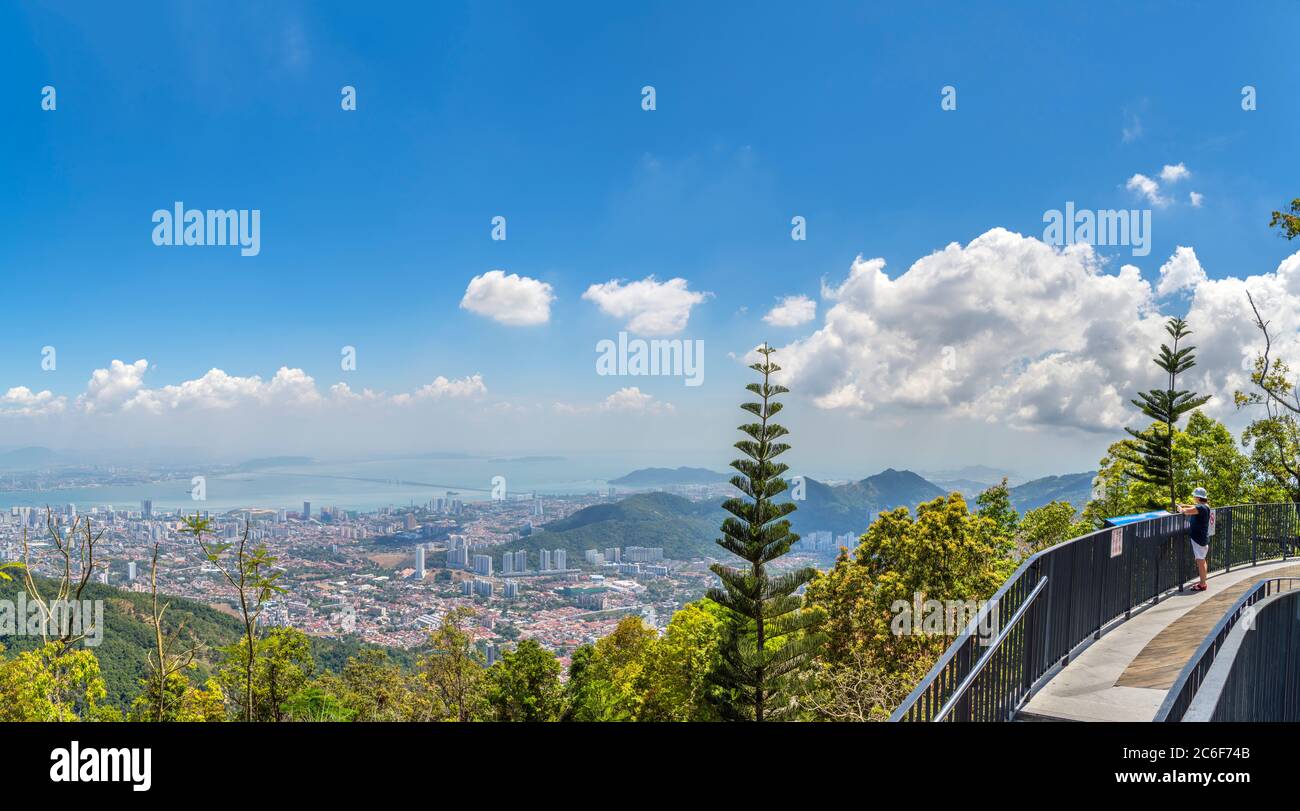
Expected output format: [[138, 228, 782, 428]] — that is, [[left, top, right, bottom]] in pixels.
[[1189, 503, 1211, 545]]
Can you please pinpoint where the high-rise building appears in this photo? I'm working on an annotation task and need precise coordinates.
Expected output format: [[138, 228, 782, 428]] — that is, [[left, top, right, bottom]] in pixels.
[[514, 550, 527, 573], [503, 580, 519, 599], [554, 549, 566, 571], [141, 499, 153, 519], [539, 549, 552, 571], [604, 547, 621, 564], [127, 561, 137, 582], [473, 554, 493, 577], [585, 549, 604, 566], [415, 546, 426, 580], [302, 501, 311, 520], [502, 552, 514, 574]]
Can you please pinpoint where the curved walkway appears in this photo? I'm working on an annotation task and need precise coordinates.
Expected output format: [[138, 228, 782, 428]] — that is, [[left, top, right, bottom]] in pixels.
[[1020, 559, 1300, 721]]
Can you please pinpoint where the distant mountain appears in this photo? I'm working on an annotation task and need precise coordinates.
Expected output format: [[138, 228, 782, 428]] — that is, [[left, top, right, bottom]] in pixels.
[[609, 467, 729, 486], [499, 492, 725, 561], [0, 446, 64, 470], [1009, 472, 1097, 513], [785, 469, 947, 537], [922, 465, 1017, 487], [930, 478, 1000, 499]]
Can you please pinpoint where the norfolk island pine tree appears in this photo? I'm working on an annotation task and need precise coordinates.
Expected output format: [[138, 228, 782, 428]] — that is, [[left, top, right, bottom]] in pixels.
[[707, 344, 824, 721]]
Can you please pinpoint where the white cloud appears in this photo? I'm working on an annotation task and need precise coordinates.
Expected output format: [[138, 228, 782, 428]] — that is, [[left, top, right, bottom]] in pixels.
[[1126, 173, 1169, 207], [1156, 246, 1207, 297], [1190, 191, 1204, 207], [390, 375, 487, 405], [763, 295, 816, 327], [460, 270, 555, 326], [1126, 163, 1194, 208], [773, 233, 1300, 435], [601, 386, 672, 413], [0, 387, 66, 417], [60, 361, 487, 415], [582, 276, 709, 335], [552, 386, 674, 415], [78, 359, 149, 413], [124, 367, 323, 413], [1160, 163, 1190, 183], [772, 229, 1194, 433]]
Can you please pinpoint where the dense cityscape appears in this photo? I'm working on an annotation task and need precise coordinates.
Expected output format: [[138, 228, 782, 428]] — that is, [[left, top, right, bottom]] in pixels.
[[1, 469, 816, 670]]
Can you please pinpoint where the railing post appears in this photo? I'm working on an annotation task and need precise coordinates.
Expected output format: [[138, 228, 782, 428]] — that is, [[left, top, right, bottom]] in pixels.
[[1252, 504, 1258, 566], [1125, 526, 1133, 619], [1153, 527, 1161, 605], [1096, 536, 1106, 640]]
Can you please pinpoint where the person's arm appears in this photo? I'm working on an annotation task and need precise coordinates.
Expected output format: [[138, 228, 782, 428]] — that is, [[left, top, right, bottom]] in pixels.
[[1178, 504, 1198, 516]]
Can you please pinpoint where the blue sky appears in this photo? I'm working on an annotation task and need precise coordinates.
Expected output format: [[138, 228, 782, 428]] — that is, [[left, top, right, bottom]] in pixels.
[[1, 1, 1297, 477]]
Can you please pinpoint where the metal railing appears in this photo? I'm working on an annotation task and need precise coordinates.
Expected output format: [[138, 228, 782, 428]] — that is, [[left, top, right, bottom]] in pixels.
[[1156, 577, 1300, 722], [891, 503, 1300, 722]]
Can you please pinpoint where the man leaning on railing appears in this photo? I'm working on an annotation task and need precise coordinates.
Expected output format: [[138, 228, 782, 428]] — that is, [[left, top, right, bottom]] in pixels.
[[1178, 487, 1212, 592]]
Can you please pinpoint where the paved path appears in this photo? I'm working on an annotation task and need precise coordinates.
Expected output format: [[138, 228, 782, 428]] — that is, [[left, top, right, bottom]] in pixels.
[[1021, 559, 1300, 722]]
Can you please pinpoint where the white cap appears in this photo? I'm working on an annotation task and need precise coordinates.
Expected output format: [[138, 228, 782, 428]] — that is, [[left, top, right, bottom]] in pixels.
[[1192, 487, 1208, 500]]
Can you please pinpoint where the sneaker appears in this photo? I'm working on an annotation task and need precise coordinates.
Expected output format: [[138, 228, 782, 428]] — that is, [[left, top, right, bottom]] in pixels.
[[1190, 583, 1208, 592]]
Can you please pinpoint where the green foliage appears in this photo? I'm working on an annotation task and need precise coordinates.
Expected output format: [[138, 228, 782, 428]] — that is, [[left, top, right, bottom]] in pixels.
[[416, 607, 489, 721], [975, 478, 1019, 537], [486, 638, 564, 721], [0, 641, 119, 721], [281, 684, 356, 722], [1269, 198, 1300, 240], [312, 648, 419, 721], [707, 344, 824, 721], [637, 600, 727, 721], [217, 626, 313, 722], [1241, 413, 1300, 502], [564, 616, 657, 721], [1017, 501, 1094, 555], [1119, 317, 1211, 511], [806, 494, 1016, 681], [1085, 411, 1280, 522], [129, 671, 226, 722]]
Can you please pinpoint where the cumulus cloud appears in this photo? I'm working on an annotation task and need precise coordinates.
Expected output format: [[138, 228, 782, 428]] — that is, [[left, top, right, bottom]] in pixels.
[[1189, 191, 1204, 207], [79, 359, 149, 413], [1126, 163, 1194, 208], [601, 386, 672, 413], [50, 361, 488, 416], [582, 276, 709, 335], [460, 270, 555, 326], [552, 386, 674, 415], [1126, 173, 1169, 207], [763, 295, 816, 327], [771, 229, 1300, 434], [126, 367, 323, 413], [1156, 246, 1207, 297], [0, 387, 66, 417], [390, 374, 487, 405], [1159, 163, 1190, 183]]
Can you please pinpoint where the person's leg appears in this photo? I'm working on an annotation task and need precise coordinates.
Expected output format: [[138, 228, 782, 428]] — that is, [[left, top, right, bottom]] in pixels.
[[1196, 558, 1208, 588]]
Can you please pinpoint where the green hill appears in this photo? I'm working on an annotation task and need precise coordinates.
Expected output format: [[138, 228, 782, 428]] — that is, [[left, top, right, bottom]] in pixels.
[[784, 469, 946, 537], [0, 576, 416, 710], [500, 492, 726, 561], [1009, 471, 1097, 513]]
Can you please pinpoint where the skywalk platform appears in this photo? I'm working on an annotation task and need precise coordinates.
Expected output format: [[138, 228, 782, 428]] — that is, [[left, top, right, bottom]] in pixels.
[[1020, 559, 1300, 721]]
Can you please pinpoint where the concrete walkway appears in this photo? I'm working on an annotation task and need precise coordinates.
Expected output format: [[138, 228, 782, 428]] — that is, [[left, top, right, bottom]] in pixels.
[[1020, 558, 1300, 722]]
